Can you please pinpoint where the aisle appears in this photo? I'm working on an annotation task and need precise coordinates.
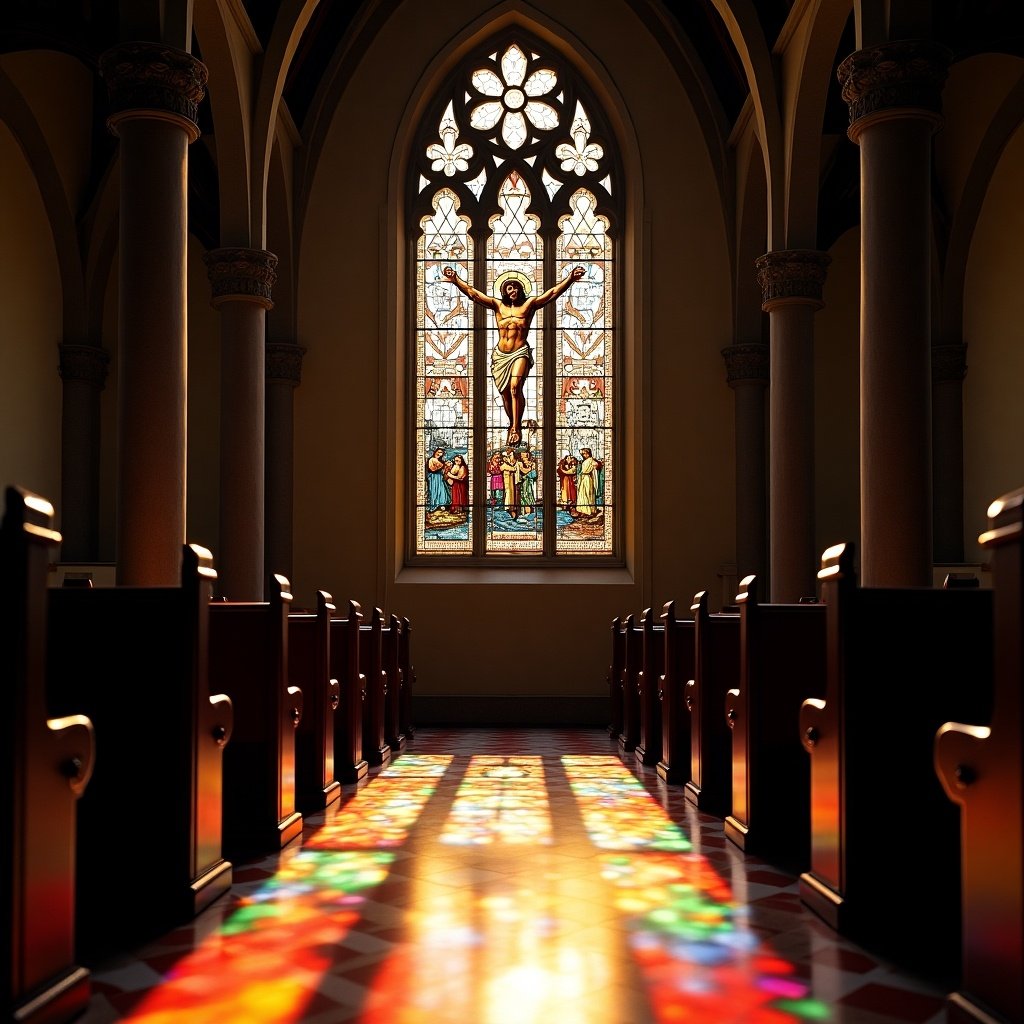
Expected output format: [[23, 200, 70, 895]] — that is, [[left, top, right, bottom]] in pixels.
[[79, 729, 949, 1023]]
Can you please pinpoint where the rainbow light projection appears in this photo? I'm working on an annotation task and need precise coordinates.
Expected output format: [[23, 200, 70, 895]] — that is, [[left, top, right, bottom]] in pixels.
[[561, 756, 831, 1021], [440, 755, 553, 845], [116, 750, 832, 1023], [118, 754, 452, 1023]]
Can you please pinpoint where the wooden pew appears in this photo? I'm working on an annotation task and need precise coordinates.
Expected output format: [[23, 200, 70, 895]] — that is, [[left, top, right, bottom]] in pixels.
[[684, 591, 739, 817], [799, 542, 993, 983], [399, 615, 415, 740], [936, 487, 1023, 1023], [607, 616, 624, 738], [634, 607, 664, 767], [657, 599, 695, 785], [617, 612, 641, 753], [383, 613, 407, 756], [725, 575, 825, 872], [46, 544, 233, 962], [208, 575, 303, 861], [290, 591, 342, 814], [3, 486, 95, 1022], [329, 600, 368, 783], [361, 606, 391, 767]]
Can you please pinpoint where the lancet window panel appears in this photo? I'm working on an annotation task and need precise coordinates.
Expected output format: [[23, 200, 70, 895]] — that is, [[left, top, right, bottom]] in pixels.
[[410, 33, 620, 560]]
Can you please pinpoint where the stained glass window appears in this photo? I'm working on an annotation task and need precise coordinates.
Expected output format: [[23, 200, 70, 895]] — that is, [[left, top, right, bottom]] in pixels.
[[412, 35, 619, 558]]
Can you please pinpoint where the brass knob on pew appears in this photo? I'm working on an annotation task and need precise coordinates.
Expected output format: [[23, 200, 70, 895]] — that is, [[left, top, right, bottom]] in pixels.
[[60, 756, 83, 779], [726, 709, 737, 725], [954, 763, 976, 788], [804, 726, 819, 747], [212, 725, 228, 746]]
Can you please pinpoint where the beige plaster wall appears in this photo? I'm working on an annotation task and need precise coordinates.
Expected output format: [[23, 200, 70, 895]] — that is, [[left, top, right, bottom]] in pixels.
[[293, 0, 734, 710], [963, 119, 1024, 562]]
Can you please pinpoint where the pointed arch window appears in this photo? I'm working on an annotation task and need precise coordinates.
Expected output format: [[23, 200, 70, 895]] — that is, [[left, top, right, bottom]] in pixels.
[[411, 34, 619, 559]]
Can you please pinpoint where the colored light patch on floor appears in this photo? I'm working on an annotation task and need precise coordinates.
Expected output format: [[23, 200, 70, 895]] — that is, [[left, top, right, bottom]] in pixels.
[[117, 756, 452, 1022], [561, 755, 692, 852], [304, 754, 453, 849], [118, 849, 394, 1023], [440, 755, 554, 845], [562, 757, 831, 1022]]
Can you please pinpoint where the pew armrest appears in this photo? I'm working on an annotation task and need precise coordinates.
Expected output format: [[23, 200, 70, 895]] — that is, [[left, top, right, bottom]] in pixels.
[[209, 692, 233, 747], [935, 720, 992, 804], [47, 713, 96, 797], [799, 697, 827, 753], [287, 685, 303, 728]]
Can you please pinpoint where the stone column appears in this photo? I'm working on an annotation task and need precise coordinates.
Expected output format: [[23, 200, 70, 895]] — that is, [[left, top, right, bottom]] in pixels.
[[57, 343, 110, 561], [99, 42, 207, 585], [721, 342, 769, 585], [839, 40, 951, 587], [933, 342, 968, 563], [266, 341, 305, 584], [204, 247, 278, 600], [756, 249, 830, 602]]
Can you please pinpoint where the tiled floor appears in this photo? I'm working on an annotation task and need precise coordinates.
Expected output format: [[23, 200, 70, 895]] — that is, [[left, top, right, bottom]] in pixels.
[[78, 728, 952, 1023]]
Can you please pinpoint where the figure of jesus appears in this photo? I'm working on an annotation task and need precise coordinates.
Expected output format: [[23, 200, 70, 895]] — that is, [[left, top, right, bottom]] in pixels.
[[442, 263, 585, 446]]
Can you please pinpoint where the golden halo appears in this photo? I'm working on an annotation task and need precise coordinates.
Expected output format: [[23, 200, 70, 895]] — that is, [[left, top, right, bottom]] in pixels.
[[493, 269, 533, 299]]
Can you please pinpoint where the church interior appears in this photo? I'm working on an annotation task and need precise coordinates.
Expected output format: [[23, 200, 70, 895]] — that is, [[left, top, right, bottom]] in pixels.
[[4, 0, 1024, 1021]]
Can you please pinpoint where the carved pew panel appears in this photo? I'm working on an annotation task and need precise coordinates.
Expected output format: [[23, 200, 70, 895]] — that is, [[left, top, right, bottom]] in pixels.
[[399, 616, 415, 741], [361, 606, 391, 767], [290, 591, 341, 815], [383, 614, 407, 756], [46, 544, 232, 962], [800, 542, 993, 984], [329, 601, 368, 783], [607, 616, 624, 739], [617, 613, 641, 753], [685, 591, 739, 817], [634, 607, 664, 767], [725, 575, 825, 873], [657, 600, 695, 785], [209, 575, 302, 861], [936, 487, 1024, 1023], [3, 486, 94, 1022]]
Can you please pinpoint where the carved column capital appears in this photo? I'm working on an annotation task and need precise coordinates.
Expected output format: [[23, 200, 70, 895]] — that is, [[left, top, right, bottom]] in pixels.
[[755, 249, 831, 312], [58, 343, 110, 388], [266, 342, 306, 386], [204, 248, 279, 310], [932, 343, 968, 383], [99, 41, 208, 142], [838, 40, 951, 142], [721, 343, 769, 388]]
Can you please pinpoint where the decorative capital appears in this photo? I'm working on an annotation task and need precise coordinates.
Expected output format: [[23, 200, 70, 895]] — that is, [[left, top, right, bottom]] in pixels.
[[932, 343, 967, 383], [721, 343, 769, 387], [266, 342, 306, 385], [203, 248, 279, 309], [58, 343, 110, 388], [99, 42, 208, 141], [755, 249, 831, 311], [838, 40, 951, 141]]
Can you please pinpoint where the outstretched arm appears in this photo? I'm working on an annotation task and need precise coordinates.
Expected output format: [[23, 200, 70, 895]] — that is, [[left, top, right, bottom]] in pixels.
[[534, 265, 585, 307], [442, 265, 495, 309]]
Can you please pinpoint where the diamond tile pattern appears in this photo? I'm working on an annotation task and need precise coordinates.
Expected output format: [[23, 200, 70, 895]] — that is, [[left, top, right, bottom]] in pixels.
[[77, 728, 952, 1022]]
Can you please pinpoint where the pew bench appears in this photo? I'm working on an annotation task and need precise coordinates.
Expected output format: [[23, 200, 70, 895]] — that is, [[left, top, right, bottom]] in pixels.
[[289, 591, 342, 814], [208, 575, 302, 861], [618, 613, 641, 754], [360, 606, 391, 768], [936, 487, 1024, 1023], [657, 599, 695, 785], [3, 486, 95, 1022], [329, 601, 368, 783], [607, 615, 624, 739], [634, 607, 664, 767], [399, 615, 416, 741], [800, 542, 993, 984], [383, 613, 407, 756], [725, 575, 825, 872], [46, 544, 233, 962], [684, 590, 739, 817]]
